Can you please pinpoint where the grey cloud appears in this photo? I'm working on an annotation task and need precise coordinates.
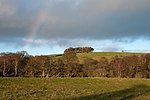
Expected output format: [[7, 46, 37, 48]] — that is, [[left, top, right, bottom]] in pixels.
[[101, 45, 123, 52], [0, 0, 150, 47], [0, 1, 16, 16], [55, 39, 91, 48], [21, 38, 91, 48]]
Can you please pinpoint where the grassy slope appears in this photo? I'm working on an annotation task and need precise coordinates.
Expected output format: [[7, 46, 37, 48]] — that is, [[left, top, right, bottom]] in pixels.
[[52, 52, 144, 61], [77, 52, 143, 61], [0, 77, 150, 100]]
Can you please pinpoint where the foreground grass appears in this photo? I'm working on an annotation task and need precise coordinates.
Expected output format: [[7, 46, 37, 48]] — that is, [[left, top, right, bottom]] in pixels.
[[0, 77, 150, 100]]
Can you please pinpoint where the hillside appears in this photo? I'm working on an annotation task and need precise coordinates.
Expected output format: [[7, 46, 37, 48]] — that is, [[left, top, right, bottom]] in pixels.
[[1, 51, 149, 78], [77, 52, 143, 60], [52, 52, 144, 61]]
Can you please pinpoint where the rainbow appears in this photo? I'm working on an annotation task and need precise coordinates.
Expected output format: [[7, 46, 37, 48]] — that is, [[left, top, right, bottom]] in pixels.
[[23, 10, 48, 50]]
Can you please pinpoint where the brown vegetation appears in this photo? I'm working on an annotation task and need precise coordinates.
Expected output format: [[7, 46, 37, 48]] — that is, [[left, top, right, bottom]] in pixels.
[[0, 50, 150, 78]]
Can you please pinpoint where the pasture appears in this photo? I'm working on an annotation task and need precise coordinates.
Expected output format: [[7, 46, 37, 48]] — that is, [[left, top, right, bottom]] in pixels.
[[0, 77, 150, 100], [77, 52, 143, 60], [53, 52, 144, 61]]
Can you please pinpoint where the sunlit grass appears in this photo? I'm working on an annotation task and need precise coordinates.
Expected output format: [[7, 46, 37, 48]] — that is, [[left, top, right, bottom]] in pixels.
[[0, 77, 150, 100], [77, 52, 143, 61], [51, 52, 144, 61]]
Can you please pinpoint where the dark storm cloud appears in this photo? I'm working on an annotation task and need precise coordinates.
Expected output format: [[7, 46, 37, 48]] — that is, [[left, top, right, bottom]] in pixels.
[[0, 0, 150, 47]]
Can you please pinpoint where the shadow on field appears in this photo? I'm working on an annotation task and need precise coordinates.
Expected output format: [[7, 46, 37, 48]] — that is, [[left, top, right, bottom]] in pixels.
[[68, 84, 150, 100]]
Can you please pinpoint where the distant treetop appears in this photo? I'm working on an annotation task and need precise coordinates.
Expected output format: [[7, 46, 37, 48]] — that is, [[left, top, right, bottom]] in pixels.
[[64, 47, 94, 53]]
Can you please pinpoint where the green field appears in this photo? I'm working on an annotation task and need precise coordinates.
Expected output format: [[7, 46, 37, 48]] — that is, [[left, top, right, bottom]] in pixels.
[[77, 52, 144, 60], [53, 52, 144, 61], [0, 78, 150, 100]]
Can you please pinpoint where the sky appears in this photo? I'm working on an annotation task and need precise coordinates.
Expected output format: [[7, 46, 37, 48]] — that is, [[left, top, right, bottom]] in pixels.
[[0, 0, 150, 55]]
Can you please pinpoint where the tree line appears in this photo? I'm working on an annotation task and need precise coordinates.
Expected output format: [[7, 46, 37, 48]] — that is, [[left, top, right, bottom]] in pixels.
[[0, 51, 150, 78]]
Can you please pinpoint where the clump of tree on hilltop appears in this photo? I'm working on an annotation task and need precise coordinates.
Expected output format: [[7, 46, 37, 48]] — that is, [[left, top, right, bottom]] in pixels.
[[0, 48, 150, 78], [64, 47, 94, 53]]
